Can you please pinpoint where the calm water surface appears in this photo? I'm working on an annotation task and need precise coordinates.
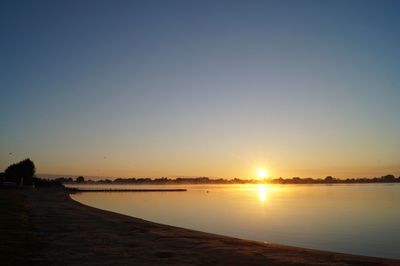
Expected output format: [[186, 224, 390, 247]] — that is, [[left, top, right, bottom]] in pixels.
[[70, 184, 400, 259]]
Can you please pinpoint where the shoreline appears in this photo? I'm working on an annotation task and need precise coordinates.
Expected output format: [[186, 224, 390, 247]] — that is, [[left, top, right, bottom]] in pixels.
[[17, 187, 400, 265]]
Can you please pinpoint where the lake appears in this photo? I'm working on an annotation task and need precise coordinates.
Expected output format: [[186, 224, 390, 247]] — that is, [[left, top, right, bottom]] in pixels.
[[70, 183, 400, 259]]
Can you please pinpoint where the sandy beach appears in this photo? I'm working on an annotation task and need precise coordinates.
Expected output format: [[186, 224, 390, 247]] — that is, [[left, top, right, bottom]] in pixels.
[[2, 187, 399, 266]]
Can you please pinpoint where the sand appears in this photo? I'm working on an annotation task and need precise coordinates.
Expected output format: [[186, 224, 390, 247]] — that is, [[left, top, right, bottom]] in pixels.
[[11, 187, 400, 265]]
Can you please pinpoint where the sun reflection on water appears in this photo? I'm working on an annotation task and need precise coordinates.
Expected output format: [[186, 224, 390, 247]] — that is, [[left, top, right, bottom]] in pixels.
[[258, 184, 267, 202]]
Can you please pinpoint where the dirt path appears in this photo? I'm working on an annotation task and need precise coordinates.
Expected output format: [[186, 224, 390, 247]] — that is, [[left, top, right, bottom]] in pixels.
[[19, 187, 400, 265]]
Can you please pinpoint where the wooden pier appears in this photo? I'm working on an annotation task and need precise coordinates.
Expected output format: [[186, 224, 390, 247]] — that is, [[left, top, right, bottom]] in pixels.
[[67, 188, 187, 192]]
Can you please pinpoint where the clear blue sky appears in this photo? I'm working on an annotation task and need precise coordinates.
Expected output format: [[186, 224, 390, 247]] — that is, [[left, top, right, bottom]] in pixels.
[[1, 0, 399, 178]]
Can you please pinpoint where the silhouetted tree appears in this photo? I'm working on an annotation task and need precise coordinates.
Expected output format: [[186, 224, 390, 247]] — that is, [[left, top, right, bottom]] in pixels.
[[76, 176, 85, 183], [4, 159, 36, 185], [324, 176, 334, 183], [381, 174, 395, 182]]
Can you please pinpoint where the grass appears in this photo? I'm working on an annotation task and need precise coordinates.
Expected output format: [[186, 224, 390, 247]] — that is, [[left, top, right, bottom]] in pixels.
[[0, 189, 45, 266]]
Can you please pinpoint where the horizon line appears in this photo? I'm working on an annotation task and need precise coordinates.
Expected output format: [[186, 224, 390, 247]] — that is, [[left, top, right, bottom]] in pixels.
[[38, 173, 399, 181]]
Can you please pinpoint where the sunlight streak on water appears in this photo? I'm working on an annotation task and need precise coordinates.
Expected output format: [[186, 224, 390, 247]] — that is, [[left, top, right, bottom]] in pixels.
[[258, 184, 267, 202]]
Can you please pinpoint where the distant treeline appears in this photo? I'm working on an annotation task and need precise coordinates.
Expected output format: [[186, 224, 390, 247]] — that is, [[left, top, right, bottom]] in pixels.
[[5, 159, 396, 187], [54, 175, 400, 185]]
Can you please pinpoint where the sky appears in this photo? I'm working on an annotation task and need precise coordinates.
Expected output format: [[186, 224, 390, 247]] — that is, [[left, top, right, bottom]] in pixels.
[[1, 0, 400, 179]]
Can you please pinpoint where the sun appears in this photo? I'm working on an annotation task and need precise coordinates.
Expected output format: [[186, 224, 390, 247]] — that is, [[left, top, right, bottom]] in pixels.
[[257, 168, 268, 179]]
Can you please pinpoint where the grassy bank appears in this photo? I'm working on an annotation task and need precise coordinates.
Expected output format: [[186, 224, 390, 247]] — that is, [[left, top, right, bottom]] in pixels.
[[0, 189, 45, 266]]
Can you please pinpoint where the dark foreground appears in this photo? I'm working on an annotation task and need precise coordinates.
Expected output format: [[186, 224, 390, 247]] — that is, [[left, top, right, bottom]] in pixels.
[[1, 188, 399, 266]]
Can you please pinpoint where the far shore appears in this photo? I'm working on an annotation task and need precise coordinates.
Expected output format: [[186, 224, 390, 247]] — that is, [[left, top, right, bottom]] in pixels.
[[2, 187, 399, 266]]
